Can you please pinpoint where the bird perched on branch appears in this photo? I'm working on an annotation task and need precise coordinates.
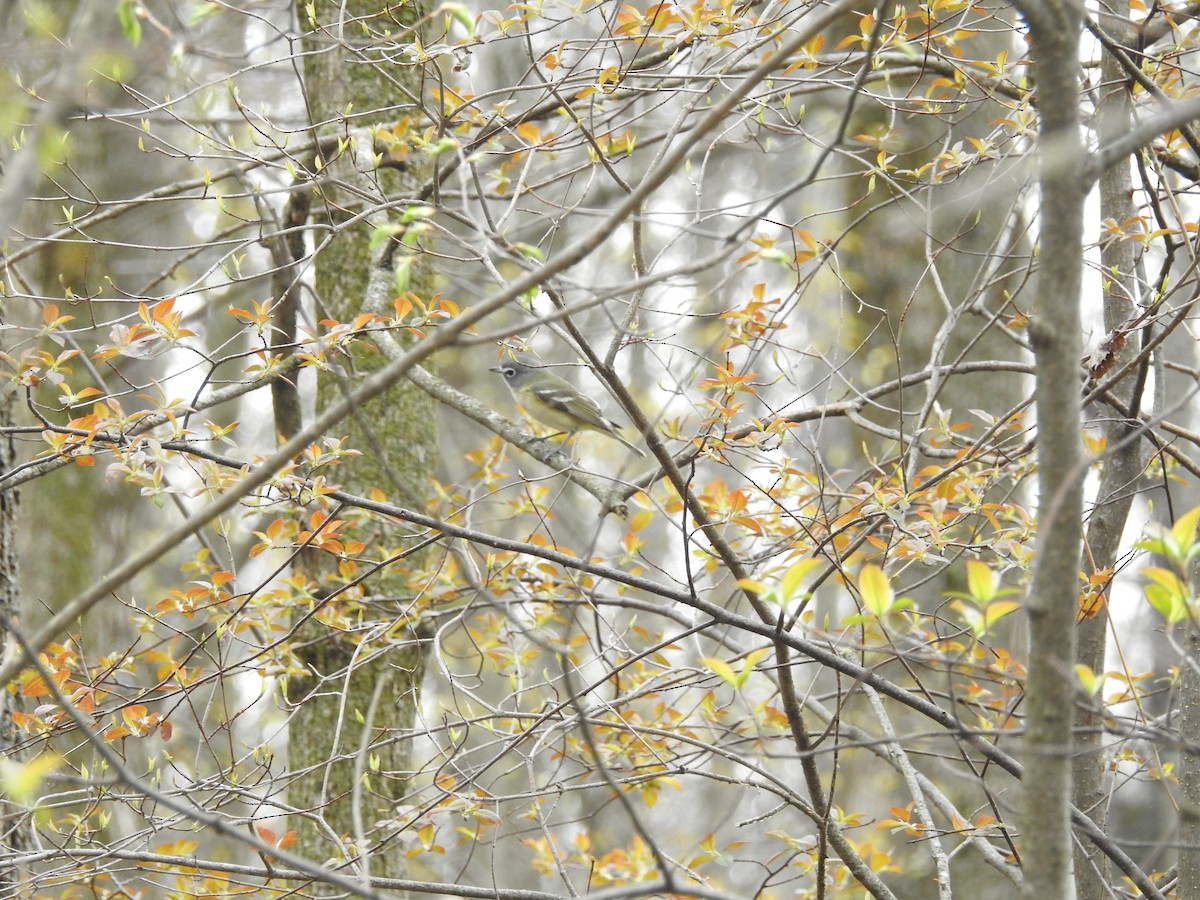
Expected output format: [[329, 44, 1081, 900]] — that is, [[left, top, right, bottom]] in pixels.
[[490, 358, 646, 458]]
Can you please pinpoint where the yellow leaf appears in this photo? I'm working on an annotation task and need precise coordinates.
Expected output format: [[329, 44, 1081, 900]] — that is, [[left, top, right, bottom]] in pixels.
[[1074, 664, 1102, 696], [0, 754, 59, 803], [781, 558, 820, 601], [858, 564, 894, 616], [628, 509, 654, 532], [701, 657, 738, 687], [982, 600, 1020, 629], [965, 560, 997, 604]]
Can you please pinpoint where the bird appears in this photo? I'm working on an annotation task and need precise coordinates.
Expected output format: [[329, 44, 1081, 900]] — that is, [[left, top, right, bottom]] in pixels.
[[490, 357, 647, 458]]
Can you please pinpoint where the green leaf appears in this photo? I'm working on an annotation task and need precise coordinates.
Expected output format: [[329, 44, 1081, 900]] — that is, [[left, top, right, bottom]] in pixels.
[[981, 600, 1020, 631], [390, 258, 411, 294], [438, 1, 475, 35], [189, 2, 221, 25], [701, 657, 739, 687], [952, 597, 1020, 638], [1171, 505, 1200, 550], [1136, 505, 1200, 571], [858, 564, 894, 617], [117, 0, 142, 46], [965, 559, 998, 605], [426, 137, 459, 157], [1142, 566, 1189, 624], [400, 205, 435, 225], [781, 559, 820, 603], [950, 600, 982, 636], [513, 243, 545, 261], [740, 648, 771, 685]]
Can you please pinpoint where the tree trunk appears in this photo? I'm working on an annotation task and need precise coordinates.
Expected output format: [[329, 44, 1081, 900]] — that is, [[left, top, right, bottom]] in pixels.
[[1180, 620, 1200, 897], [288, 1, 436, 888], [0, 342, 23, 900], [1017, 3, 1087, 898], [1075, 12, 1143, 898]]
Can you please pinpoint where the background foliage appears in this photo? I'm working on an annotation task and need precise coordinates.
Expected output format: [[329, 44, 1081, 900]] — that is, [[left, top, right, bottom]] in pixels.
[[4, 1, 1200, 898]]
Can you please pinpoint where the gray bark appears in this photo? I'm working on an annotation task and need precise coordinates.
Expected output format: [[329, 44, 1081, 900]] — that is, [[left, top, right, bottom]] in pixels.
[[1015, 2, 1087, 897]]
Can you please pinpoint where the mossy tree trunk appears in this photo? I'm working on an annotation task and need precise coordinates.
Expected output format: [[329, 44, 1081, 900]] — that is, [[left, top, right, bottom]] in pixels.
[[288, 1, 436, 887]]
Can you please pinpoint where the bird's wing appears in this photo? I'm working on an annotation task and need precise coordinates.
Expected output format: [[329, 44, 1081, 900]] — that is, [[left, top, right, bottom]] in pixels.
[[531, 384, 612, 431]]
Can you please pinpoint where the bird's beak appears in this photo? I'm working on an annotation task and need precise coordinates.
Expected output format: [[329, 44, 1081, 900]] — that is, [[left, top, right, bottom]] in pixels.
[[488, 366, 502, 373]]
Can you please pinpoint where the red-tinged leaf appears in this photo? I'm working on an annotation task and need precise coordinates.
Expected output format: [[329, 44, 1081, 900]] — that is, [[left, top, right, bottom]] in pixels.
[[21, 676, 49, 699], [11, 712, 37, 732], [734, 515, 764, 535], [516, 122, 541, 143], [628, 509, 654, 532]]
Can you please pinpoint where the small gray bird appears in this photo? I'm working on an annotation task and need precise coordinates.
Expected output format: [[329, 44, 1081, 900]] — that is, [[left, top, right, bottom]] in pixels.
[[490, 358, 646, 458]]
